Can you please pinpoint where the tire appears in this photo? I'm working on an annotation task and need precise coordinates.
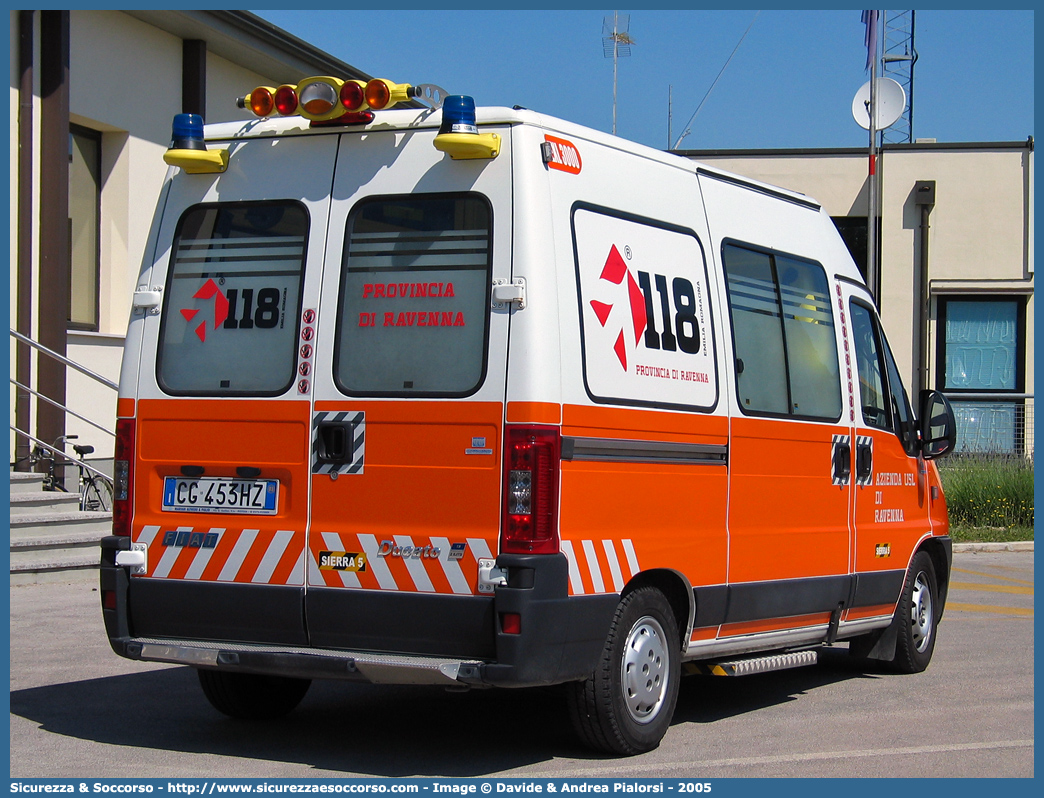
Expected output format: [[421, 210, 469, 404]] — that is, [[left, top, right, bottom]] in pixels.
[[890, 550, 939, 673], [197, 669, 311, 720], [82, 476, 113, 512], [567, 586, 681, 755]]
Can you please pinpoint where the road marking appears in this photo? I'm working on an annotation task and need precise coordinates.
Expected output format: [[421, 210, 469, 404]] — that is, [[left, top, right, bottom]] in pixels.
[[518, 739, 1034, 777], [948, 602, 1033, 617], [950, 581, 1034, 595], [953, 567, 1034, 587]]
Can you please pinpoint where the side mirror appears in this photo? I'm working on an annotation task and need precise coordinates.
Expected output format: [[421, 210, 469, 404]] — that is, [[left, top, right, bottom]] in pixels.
[[919, 390, 957, 459]]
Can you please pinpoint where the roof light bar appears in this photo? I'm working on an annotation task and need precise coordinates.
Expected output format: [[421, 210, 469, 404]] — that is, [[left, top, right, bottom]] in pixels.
[[238, 76, 439, 125]]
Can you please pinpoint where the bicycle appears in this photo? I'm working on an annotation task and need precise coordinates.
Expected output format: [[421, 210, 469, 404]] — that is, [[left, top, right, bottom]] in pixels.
[[29, 435, 114, 512]]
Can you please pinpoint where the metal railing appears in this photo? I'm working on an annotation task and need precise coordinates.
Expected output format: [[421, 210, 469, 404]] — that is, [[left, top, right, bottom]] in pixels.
[[10, 328, 116, 487]]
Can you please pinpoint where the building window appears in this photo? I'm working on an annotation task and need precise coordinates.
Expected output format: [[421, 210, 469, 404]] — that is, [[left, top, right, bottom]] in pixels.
[[69, 125, 101, 330], [830, 216, 882, 284], [938, 296, 1027, 454], [831, 216, 867, 281]]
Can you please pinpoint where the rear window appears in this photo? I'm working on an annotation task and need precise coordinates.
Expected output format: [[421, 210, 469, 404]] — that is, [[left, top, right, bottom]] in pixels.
[[334, 194, 492, 396], [157, 201, 308, 396]]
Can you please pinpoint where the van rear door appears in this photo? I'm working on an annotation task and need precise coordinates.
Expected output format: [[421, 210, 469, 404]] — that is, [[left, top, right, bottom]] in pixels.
[[306, 126, 513, 658], [127, 132, 337, 645]]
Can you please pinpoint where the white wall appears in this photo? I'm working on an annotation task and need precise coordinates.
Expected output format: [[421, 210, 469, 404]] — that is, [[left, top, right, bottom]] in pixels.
[[10, 10, 310, 463]]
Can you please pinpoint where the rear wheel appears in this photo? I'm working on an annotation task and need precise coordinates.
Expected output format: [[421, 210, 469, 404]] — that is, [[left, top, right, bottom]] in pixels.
[[890, 550, 939, 673], [82, 475, 113, 512], [197, 669, 311, 720], [567, 586, 681, 755]]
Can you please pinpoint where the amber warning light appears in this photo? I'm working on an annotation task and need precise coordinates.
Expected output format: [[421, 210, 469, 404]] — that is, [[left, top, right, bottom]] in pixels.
[[237, 77, 445, 125]]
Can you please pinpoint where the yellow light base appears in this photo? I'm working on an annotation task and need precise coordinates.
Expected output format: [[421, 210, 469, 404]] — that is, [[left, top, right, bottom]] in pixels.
[[433, 132, 500, 160], [163, 147, 230, 174]]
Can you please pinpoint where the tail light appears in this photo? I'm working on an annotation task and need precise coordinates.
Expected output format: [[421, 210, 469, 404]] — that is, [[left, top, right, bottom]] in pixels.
[[502, 425, 560, 555], [340, 80, 367, 112], [112, 418, 135, 537], [274, 84, 299, 116]]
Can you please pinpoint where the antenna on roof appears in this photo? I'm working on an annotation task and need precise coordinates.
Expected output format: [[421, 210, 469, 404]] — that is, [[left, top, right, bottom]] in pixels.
[[603, 11, 635, 135], [672, 11, 759, 150]]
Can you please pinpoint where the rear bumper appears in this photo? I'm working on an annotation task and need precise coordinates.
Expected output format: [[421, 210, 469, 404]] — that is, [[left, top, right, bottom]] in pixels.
[[100, 537, 617, 688]]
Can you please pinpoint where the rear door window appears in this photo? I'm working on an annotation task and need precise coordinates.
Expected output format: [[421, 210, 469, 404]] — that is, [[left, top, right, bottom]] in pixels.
[[157, 201, 308, 396], [334, 194, 492, 396]]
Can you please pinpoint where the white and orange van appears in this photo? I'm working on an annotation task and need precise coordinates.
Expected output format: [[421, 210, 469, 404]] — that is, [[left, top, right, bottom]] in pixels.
[[100, 78, 958, 755]]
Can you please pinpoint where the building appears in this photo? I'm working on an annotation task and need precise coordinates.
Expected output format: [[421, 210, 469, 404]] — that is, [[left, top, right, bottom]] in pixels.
[[678, 140, 1034, 456], [10, 10, 372, 464]]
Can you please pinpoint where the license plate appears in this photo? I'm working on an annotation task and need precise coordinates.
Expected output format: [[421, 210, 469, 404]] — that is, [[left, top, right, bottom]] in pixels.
[[162, 477, 279, 515]]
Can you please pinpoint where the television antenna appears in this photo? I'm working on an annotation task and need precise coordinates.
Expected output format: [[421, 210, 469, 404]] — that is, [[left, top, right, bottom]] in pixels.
[[603, 11, 635, 135], [672, 11, 759, 150]]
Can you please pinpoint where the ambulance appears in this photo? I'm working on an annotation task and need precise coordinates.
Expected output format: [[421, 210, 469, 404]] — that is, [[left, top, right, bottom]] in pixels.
[[100, 76, 958, 755]]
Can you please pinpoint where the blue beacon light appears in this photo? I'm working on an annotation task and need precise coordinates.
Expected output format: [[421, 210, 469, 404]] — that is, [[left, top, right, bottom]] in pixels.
[[439, 96, 478, 135], [171, 113, 206, 151], [164, 112, 228, 173], [432, 95, 500, 160]]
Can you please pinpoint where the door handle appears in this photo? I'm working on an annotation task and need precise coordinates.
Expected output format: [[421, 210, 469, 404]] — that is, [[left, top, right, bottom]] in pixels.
[[832, 439, 851, 484], [316, 420, 357, 465], [856, 439, 873, 483]]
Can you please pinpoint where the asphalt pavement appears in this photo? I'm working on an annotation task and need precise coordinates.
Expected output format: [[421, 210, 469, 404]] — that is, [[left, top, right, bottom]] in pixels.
[[9, 548, 1034, 779]]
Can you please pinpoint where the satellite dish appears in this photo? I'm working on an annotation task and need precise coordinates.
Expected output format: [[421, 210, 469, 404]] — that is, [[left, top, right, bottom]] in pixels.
[[852, 78, 906, 130]]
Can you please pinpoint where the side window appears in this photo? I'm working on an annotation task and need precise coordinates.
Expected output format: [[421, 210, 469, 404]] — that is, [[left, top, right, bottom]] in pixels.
[[723, 243, 841, 420], [882, 332, 918, 455], [850, 302, 890, 430], [157, 201, 308, 395], [850, 301, 918, 455], [334, 194, 492, 396]]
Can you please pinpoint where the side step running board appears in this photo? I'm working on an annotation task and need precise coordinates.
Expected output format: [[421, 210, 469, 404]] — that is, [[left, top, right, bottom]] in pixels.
[[685, 649, 818, 677]]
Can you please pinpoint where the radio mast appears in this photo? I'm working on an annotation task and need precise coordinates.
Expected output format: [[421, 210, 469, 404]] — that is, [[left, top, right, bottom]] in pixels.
[[602, 12, 635, 135], [882, 10, 917, 143]]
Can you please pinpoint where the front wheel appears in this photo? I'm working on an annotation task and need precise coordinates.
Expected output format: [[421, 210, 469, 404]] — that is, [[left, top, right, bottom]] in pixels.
[[891, 550, 939, 673], [567, 586, 681, 755], [197, 669, 311, 720]]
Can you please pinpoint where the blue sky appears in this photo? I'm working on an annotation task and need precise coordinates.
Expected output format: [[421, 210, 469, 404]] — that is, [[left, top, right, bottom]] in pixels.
[[250, 8, 1034, 151]]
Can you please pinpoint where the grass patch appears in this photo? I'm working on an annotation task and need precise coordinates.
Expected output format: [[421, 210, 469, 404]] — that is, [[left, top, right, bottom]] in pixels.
[[938, 456, 1034, 534], [949, 525, 1034, 544]]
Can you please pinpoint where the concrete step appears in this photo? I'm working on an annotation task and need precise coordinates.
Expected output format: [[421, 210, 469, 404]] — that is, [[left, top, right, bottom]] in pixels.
[[9, 510, 111, 538], [9, 523, 111, 549], [10, 471, 45, 494], [10, 524, 108, 584], [10, 551, 102, 585], [10, 471, 111, 585], [9, 489, 82, 516]]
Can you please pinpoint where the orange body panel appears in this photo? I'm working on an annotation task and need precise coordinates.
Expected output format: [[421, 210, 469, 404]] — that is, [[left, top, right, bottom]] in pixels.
[[133, 398, 310, 584], [689, 626, 718, 642], [843, 604, 896, 622], [719, 611, 832, 638], [563, 403, 728, 444], [853, 428, 929, 574], [728, 416, 850, 582], [559, 405, 728, 595], [309, 401, 503, 594], [506, 401, 562, 424]]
